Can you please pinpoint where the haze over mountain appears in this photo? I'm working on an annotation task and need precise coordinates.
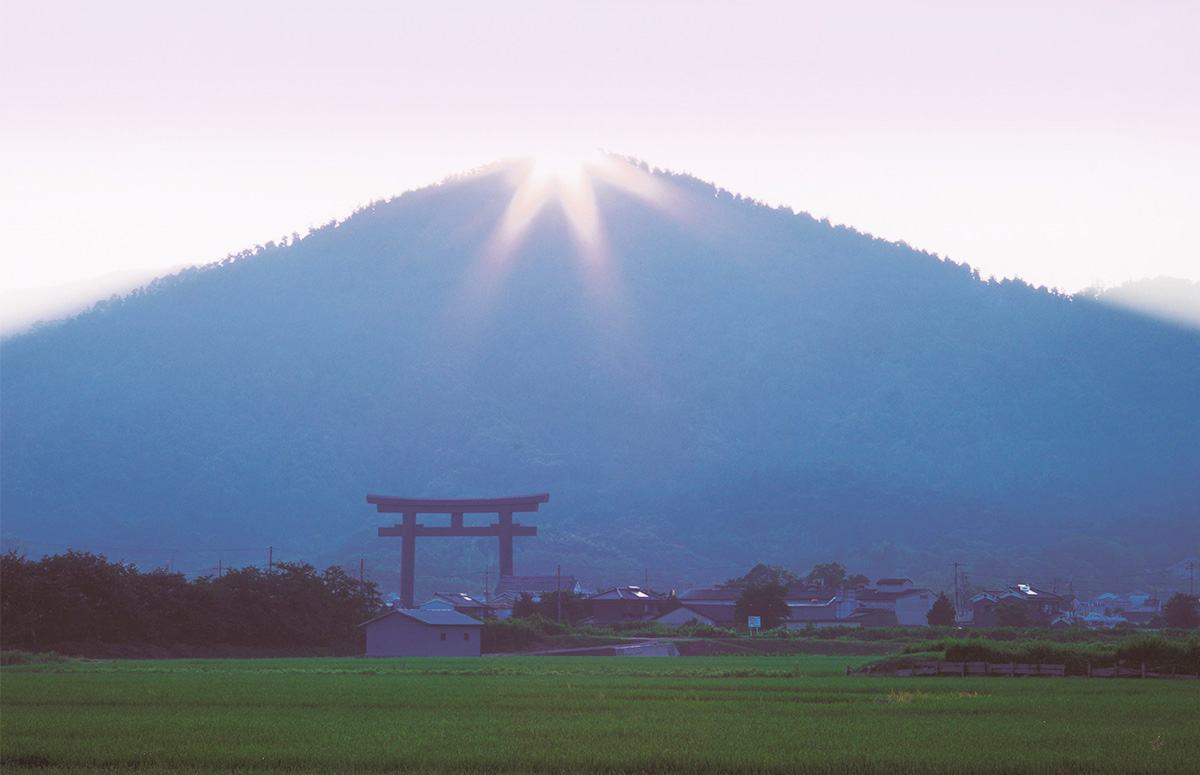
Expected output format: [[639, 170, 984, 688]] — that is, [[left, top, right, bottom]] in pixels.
[[2, 159, 1197, 598]]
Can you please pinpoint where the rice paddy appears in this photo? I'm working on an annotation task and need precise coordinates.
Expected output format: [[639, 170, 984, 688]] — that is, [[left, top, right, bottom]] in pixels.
[[2, 655, 1197, 772]]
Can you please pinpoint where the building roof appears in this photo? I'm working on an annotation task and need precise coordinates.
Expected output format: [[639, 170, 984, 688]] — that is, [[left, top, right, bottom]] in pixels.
[[359, 608, 482, 628], [875, 578, 913, 586], [589, 586, 664, 601], [788, 598, 840, 622], [662, 603, 739, 625], [431, 592, 489, 608], [495, 575, 580, 595], [679, 586, 742, 601], [787, 598, 837, 609], [975, 584, 1063, 605], [857, 587, 931, 601]]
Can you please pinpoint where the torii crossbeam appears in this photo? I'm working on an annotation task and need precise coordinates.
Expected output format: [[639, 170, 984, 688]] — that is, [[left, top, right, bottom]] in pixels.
[[368, 493, 548, 608]]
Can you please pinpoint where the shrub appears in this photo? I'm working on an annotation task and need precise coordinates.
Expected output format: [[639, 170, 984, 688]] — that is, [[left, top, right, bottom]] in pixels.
[[898, 635, 1200, 675], [1115, 635, 1200, 673], [0, 650, 73, 666], [480, 615, 565, 653]]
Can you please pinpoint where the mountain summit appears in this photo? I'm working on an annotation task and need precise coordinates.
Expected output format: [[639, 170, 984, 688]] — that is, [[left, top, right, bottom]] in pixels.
[[2, 159, 1197, 595]]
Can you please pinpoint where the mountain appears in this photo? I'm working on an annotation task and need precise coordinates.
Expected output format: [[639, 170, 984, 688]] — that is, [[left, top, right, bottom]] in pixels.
[[1097, 277, 1200, 331], [2, 159, 1198, 598]]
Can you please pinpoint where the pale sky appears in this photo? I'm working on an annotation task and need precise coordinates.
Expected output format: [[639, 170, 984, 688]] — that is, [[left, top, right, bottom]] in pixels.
[[2, 1, 1198, 330]]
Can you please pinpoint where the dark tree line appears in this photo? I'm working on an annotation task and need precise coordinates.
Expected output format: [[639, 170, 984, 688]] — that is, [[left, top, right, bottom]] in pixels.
[[725, 562, 870, 590], [0, 551, 382, 652]]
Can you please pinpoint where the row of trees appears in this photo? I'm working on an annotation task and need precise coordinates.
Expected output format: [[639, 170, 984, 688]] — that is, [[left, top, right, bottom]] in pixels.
[[724, 562, 870, 590], [0, 551, 383, 651]]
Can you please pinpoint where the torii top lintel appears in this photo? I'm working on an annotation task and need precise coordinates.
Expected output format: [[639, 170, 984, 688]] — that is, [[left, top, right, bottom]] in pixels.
[[366, 493, 550, 514]]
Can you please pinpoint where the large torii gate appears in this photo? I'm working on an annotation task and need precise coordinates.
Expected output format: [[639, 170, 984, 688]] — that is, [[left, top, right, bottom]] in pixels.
[[367, 493, 548, 608]]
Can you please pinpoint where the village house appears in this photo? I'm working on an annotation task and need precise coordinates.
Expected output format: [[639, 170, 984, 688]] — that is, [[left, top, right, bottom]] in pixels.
[[850, 578, 934, 626], [675, 583, 856, 628], [360, 608, 482, 657], [1077, 591, 1160, 627], [418, 592, 494, 620], [1118, 593, 1161, 626], [970, 583, 1072, 627], [784, 597, 850, 629], [654, 603, 737, 627], [585, 586, 670, 623]]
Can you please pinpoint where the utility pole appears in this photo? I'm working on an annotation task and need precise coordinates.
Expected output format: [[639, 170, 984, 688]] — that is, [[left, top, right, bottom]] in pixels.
[[951, 562, 963, 614], [217, 559, 222, 578], [359, 558, 364, 584], [484, 565, 491, 603], [556, 564, 563, 623], [1190, 561, 1195, 596], [268, 546, 273, 574]]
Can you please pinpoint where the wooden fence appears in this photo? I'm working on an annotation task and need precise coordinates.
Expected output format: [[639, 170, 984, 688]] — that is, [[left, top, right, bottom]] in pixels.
[[850, 661, 1199, 679]]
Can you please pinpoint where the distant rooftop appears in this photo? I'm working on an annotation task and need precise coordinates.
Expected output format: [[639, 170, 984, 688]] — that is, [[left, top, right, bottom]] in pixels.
[[359, 608, 482, 627], [589, 586, 664, 601], [430, 592, 489, 607], [661, 603, 739, 625], [495, 575, 580, 595]]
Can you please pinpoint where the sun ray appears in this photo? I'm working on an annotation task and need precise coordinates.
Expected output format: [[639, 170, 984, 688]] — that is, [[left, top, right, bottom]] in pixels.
[[460, 151, 681, 327]]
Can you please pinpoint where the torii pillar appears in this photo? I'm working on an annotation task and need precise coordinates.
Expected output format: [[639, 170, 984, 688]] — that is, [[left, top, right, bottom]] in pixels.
[[367, 493, 547, 608]]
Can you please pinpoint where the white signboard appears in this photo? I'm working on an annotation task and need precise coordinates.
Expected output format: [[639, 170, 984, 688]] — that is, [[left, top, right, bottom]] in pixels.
[[747, 615, 761, 629]]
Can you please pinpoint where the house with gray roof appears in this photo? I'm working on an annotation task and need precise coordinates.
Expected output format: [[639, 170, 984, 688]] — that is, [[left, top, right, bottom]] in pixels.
[[654, 603, 738, 627], [852, 578, 935, 626], [586, 586, 668, 623], [360, 608, 482, 657]]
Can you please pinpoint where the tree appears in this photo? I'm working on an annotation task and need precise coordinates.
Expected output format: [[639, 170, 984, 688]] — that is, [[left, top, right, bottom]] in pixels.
[[0, 551, 383, 652], [806, 562, 847, 589], [995, 600, 1030, 627], [510, 591, 589, 624], [845, 573, 871, 589], [724, 563, 799, 589], [926, 591, 956, 626], [734, 582, 789, 630], [511, 593, 539, 620], [1163, 593, 1199, 629]]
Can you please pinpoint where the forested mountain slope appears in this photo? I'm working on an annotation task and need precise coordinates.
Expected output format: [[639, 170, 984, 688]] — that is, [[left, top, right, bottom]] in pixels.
[[3, 160, 1197, 597]]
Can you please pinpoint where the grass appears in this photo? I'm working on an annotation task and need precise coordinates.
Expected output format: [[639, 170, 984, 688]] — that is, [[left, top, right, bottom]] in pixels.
[[2, 655, 1198, 773]]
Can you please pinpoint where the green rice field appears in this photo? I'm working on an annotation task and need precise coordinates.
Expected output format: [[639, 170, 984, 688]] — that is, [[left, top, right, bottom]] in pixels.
[[2, 655, 1198, 773]]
